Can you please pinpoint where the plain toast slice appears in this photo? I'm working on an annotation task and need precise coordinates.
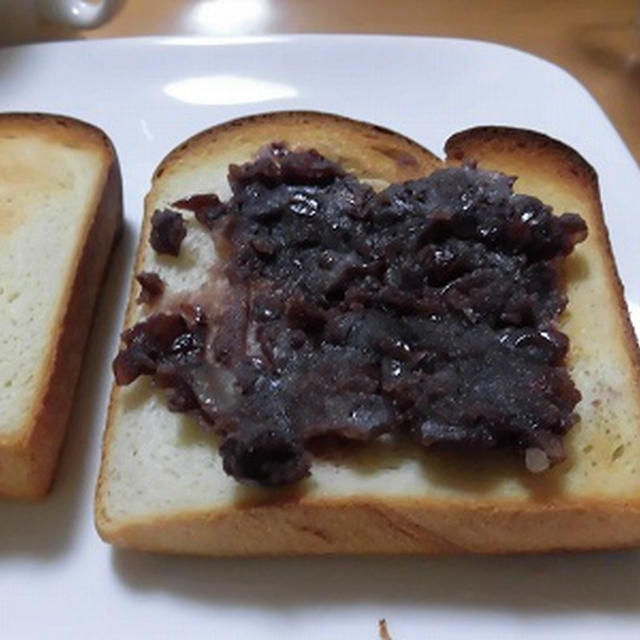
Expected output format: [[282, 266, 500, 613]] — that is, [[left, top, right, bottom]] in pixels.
[[96, 111, 640, 554], [0, 113, 122, 499]]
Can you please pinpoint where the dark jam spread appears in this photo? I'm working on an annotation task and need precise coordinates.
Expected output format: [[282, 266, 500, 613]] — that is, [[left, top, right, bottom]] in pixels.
[[135, 271, 165, 304], [114, 144, 588, 486], [149, 209, 187, 256]]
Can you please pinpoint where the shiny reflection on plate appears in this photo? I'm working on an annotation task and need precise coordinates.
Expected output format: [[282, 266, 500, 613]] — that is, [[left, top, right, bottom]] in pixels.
[[163, 74, 298, 105], [187, 0, 270, 35]]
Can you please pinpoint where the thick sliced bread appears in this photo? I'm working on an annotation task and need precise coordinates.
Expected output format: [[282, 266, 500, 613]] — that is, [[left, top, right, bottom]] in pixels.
[[0, 113, 122, 499], [96, 111, 640, 554]]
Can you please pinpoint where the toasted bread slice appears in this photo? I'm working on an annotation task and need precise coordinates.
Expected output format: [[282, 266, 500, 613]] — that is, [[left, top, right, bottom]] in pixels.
[[0, 113, 122, 499], [96, 111, 640, 554]]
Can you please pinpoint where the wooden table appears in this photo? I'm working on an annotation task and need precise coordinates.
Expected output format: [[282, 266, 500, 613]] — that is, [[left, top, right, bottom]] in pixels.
[[2, 0, 639, 165]]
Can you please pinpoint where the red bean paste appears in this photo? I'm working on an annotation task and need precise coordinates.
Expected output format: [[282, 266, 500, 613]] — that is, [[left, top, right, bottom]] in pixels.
[[149, 209, 186, 256], [113, 144, 588, 486], [135, 271, 165, 304]]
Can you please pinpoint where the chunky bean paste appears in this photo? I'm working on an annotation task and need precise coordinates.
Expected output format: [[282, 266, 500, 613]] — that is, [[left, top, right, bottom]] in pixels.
[[114, 144, 587, 486]]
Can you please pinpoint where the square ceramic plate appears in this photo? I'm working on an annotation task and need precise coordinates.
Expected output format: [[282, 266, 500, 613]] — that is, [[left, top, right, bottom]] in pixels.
[[1, 35, 639, 640]]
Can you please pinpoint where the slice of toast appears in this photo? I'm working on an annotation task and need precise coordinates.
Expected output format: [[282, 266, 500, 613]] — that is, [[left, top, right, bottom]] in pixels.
[[0, 113, 122, 499], [96, 111, 640, 554]]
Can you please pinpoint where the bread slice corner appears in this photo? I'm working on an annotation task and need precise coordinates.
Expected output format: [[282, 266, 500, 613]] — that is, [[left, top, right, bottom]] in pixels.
[[0, 113, 122, 499]]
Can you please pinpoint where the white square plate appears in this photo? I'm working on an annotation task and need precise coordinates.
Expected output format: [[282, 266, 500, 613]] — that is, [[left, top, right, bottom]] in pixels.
[[1, 35, 639, 640]]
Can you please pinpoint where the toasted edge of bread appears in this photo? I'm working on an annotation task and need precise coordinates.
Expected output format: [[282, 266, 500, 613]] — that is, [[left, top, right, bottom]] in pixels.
[[96, 111, 640, 554], [0, 113, 123, 499]]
